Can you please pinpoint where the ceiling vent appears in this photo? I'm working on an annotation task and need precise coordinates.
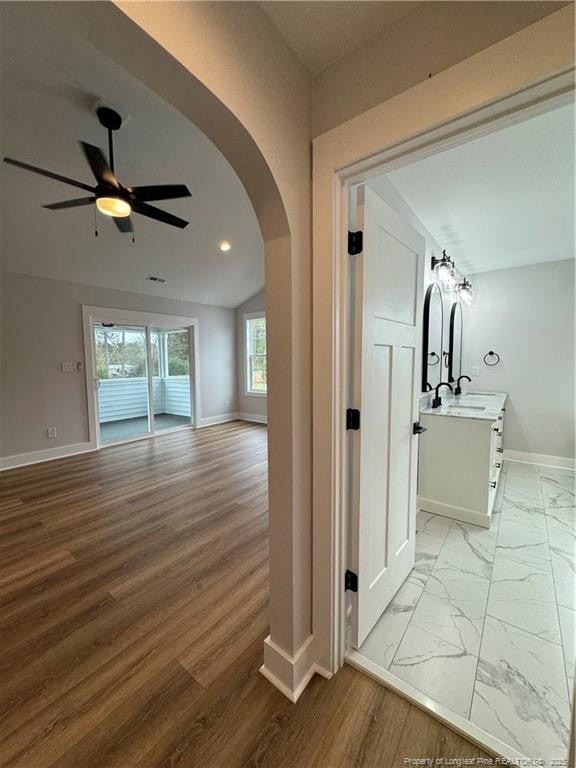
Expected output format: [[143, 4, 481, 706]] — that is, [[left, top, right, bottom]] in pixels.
[[146, 275, 166, 284]]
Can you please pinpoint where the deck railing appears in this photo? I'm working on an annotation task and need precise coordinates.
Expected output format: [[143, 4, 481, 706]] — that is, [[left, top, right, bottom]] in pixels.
[[98, 376, 191, 423]]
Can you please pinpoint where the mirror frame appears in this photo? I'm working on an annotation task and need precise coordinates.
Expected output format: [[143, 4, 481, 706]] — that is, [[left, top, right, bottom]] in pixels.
[[448, 301, 463, 383], [422, 282, 444, 393]]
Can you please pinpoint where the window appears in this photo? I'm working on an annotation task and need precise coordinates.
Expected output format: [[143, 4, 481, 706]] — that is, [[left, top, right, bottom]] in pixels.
[[245, 314, 267, 395]]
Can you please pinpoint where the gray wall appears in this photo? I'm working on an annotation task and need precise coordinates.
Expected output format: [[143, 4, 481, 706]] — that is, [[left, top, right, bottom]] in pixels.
[[1, 271, 237, 458], [312, 2, 566, 136], [236, 289, 267, 420], [463, 259, 575, 459]]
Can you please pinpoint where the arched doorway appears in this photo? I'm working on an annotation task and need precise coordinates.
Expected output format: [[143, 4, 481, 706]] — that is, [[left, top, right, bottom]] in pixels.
[[46, 0, 315, 699]]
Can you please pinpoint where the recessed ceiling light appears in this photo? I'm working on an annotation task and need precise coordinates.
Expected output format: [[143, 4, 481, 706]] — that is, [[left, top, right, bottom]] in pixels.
[[219, 240, 231, 252]]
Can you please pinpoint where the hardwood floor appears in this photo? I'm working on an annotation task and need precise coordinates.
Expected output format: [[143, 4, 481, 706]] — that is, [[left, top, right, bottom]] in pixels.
[[0, 422, 492, 767]]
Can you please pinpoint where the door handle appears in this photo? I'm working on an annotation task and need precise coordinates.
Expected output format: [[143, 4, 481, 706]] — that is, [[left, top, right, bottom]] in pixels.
[[413, 421, 427, 435], [94, 378, 101, 391]]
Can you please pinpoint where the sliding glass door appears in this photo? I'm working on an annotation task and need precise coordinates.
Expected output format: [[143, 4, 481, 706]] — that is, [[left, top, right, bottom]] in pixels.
[[95, 324, 151, 444], [93, 321, 193, 446], [150, 327, 193, 433]]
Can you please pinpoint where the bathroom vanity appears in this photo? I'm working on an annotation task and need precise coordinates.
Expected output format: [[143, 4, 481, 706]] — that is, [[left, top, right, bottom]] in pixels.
[[417, 391, 507, 528]]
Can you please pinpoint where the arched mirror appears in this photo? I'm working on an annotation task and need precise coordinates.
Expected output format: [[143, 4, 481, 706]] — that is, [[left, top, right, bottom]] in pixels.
[[422, 283, 444, 392], [449, 302, 463, 383]]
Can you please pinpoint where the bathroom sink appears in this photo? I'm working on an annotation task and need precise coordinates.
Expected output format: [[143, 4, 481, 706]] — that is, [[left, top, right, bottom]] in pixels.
[[463, 392, 499, 398], [445, 404, 486, 412]]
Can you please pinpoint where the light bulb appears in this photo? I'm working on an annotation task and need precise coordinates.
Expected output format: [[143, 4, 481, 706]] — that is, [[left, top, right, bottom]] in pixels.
[[460, 286, 474, 305], [445, 270, 459, 291], [96, 197, 131, 218], [435, 261, 453, 283], [219, 240, 231, 252]]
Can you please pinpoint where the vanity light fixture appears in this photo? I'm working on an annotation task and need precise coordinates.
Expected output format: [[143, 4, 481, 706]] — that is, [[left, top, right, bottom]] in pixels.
[[458, 278, 475, 305], [431, 250, 454, 284]]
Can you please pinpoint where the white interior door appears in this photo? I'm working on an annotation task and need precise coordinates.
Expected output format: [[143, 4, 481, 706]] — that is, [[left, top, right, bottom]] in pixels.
[[349, 185, 425, 648]]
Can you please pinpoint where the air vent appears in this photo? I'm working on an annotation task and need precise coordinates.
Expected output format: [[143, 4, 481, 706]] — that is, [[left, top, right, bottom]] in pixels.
[[146, 275, 166, 284]]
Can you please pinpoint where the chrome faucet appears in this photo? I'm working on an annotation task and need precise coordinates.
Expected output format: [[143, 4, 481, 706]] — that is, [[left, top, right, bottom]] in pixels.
[[454, 374, 472, 396], [432, 382, 453, 409]]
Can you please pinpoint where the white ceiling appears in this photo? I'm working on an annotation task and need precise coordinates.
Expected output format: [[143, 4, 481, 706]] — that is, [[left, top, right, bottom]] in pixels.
[[386, 103, 575, 274], [259, 1, 419, 75], [0, 5, 264, 309]]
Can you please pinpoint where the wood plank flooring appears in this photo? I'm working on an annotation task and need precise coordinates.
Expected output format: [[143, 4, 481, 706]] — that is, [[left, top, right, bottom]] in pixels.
[[0, 421, 492, 767]]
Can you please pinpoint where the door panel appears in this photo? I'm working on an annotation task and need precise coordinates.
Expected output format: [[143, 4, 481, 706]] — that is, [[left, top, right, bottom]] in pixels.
[[372, 227, 419, 326], [350, 185, 425, 648], [150, 327, 193, 432], [364, 342, 392, 586], [94, 324, 151, 445]]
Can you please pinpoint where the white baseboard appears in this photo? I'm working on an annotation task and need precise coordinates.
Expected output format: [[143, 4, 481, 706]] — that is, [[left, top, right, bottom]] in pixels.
[[503, 449, 575, 470], [260, 634, 326, 703], [196, 413, 239, 428], [237, 412, 267, 424], [417, 496, 491, 528], [0, 441, 95, 471]]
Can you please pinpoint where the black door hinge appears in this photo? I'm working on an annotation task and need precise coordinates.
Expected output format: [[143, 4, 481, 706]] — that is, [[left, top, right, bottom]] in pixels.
[[346, 408, 360, 430], [345, 569, 358, 592], [348, 231, 363, 255]]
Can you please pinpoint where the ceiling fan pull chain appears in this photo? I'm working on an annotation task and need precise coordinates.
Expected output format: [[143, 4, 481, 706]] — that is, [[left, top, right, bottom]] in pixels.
[[93, 205, 99, 238], [132, 217, 135, 244]]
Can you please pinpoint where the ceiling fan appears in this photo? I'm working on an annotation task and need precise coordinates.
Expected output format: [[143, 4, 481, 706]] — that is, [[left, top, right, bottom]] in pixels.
[[3, 106, 191, 233]]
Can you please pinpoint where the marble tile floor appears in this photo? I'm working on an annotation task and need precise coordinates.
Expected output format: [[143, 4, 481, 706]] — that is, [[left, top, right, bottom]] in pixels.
[[358, 460, 575, 763]]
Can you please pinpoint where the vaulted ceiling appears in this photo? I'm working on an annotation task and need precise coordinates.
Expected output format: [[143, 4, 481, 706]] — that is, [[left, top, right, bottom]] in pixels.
[[0, 4, 264, 309]]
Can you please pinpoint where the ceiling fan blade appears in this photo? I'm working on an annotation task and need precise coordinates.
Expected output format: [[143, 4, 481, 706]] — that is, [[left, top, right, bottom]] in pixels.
[[79, 142, 119, 188], [3, 157, 94, 192], [131, 200, 188, 229], [113, 216, 133, 234], [130, 184, 191, 202], [43, 197, 95, 210]]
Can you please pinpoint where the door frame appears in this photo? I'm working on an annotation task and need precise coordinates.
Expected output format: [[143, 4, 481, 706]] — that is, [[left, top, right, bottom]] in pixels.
[[82, 305, 201, 449], [313, 71, 574, 757], [312, 61, 574, 698]]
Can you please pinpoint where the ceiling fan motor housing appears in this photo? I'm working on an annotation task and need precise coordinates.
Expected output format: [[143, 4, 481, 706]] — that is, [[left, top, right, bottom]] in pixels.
[[96, 106, 123, 132]]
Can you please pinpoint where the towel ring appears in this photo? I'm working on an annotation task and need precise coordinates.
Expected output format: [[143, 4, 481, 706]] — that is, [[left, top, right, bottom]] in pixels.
[[428, 352, 440, 366], [483, 350, 500, 366]]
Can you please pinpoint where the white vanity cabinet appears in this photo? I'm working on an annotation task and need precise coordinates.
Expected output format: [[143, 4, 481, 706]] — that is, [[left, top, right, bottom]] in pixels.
[[417, 392, 507, 528]]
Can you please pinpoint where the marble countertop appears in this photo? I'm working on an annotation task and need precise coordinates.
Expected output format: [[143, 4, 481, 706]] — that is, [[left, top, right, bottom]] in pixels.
[[420, 390, 507, 422]]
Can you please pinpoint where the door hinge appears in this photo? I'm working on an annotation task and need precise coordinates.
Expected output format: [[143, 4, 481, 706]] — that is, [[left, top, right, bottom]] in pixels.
[[346, 408, 360, 430], [348, 230, 363, 255], [345, 569, 358, 592]]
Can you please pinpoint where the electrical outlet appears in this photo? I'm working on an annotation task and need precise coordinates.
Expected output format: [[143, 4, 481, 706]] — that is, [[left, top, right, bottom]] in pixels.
[[225, 400, 230, 411], [61, 361, 83, 373], [472, 365, 480, 377], [47, 427, 57, 439]]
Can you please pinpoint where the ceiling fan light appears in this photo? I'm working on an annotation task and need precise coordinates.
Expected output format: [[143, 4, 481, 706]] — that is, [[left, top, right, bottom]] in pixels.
[[96, 196, 131, 218]]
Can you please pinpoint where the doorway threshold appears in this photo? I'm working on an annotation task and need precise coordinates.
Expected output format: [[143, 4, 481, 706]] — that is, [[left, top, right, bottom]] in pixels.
[[345, 649, 529, 764]]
